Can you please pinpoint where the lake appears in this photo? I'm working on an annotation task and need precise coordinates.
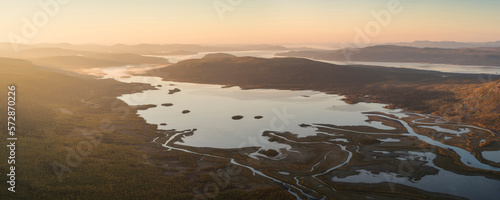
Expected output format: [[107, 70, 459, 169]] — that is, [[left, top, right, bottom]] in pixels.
[[115, 75, 401, 149]]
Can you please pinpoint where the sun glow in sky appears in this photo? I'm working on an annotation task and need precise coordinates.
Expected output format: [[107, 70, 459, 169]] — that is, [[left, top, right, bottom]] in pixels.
[[1, 0, 499, 44]]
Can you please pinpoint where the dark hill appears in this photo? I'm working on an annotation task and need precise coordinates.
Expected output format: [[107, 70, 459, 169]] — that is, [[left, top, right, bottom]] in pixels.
[[202, 53, 237, 59], [152, 56, 473, 88]]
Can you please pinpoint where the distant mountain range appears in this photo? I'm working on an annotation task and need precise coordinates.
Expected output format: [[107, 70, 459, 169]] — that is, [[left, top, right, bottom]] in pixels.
[[388, 41, 500, 49], [277, 45, 500, 66], [0, 43, 288, 56], [30, 53, 170, 69]]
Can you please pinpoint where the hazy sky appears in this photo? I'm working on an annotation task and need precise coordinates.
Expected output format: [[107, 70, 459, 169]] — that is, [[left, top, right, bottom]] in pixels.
[[1, 0, 499, 44]]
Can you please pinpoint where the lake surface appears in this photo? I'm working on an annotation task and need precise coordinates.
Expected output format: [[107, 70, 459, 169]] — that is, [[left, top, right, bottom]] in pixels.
[[336, 61, 500, 75], [483, 150, 500, 163], [294, 59, 500, 75], [110, 72, 401, 149]]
